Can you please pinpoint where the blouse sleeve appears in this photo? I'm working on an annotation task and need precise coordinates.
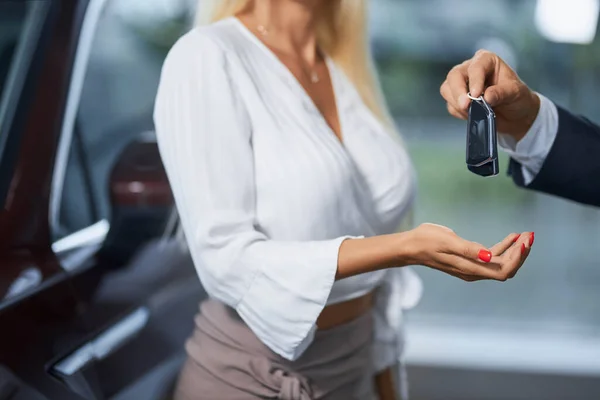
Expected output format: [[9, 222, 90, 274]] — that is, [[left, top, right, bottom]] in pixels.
[[153, 31, 353, 361]]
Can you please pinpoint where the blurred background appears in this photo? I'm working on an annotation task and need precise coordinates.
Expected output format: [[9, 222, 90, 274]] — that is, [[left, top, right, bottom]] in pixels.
[[2, 0, 600, 399]]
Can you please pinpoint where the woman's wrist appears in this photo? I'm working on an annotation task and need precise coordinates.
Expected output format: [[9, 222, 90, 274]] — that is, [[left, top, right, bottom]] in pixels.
[[392, 230, 418, 267], [336, 232, 414, 280]]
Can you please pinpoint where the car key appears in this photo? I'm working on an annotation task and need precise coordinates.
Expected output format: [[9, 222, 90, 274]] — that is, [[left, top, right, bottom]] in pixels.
[[466, 93, 499, 177]]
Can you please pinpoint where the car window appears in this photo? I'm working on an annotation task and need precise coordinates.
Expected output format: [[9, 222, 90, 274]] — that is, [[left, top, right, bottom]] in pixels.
[[0, 3, 25, 113], [54, 0, 194, 241], [0, 1, 45, 159], [0, 31, 18, 100], [0, 1, 48, 210]]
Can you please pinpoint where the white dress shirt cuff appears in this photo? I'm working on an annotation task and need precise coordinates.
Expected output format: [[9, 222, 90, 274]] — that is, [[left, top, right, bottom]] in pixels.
[[498, 93, 559, 185]]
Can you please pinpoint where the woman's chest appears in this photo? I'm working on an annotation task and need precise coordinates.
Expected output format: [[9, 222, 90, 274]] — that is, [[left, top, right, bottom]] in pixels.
[[250, 104, 354, 210], [248, 99, 412, 234], [232, 55, 414, 234], [249, 88, 408, 189]]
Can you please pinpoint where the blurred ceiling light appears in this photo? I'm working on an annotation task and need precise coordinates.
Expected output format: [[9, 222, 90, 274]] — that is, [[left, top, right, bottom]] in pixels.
[[535, 0, 600, 44]]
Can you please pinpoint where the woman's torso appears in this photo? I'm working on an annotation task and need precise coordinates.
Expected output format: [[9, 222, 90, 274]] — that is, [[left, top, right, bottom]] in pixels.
[[191, 18, 416, 304]]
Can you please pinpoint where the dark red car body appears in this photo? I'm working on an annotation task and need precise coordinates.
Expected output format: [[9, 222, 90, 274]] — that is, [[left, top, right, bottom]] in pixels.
[[0, 1, 202, 398]]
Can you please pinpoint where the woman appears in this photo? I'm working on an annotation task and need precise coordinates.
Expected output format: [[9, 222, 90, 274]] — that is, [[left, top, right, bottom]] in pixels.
[[153, 1, 533, 398]]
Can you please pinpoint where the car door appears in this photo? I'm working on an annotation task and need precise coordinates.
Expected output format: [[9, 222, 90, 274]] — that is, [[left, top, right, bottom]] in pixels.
[[43, 0, 206, 399], [0, 1, 96, 399]]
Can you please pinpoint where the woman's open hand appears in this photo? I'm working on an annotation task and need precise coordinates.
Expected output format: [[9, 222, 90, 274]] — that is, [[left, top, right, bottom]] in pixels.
[[407, 223, 533, 282]]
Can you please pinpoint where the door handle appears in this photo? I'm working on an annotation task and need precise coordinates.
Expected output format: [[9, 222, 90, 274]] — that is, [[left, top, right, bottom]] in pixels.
[[51, 307, 149, 376], [49, 308, 149, 399]]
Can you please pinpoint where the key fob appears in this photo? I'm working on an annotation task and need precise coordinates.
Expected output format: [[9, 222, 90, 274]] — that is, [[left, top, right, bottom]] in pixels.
[[466, 94, 498, 177]]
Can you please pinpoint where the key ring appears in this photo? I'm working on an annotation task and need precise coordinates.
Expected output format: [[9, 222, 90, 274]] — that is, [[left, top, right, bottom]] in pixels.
[[467, 92, 493, 113], [467, 92, 483, 101]]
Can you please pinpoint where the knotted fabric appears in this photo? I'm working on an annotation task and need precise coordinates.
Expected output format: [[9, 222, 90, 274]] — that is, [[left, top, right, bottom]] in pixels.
[[174, 299, 375, 399]]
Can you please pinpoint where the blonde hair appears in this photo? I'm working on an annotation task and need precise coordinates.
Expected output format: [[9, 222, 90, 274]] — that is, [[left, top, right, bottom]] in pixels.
[[196, 0, 396, 130]]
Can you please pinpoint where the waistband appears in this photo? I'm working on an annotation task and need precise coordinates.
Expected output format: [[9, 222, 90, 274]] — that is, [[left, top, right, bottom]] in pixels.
[[184, 299, 375, 399]]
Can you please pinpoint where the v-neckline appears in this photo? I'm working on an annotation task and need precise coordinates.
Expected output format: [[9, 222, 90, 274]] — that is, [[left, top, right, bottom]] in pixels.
[[230, 16, 346, 146]]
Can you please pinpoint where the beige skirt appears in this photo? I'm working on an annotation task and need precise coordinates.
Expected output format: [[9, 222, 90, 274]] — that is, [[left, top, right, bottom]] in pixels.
[[174, 299, 377, 400]]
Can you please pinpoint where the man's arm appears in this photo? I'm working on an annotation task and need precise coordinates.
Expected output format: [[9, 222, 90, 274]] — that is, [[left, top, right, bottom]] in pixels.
[[508, 106, 600, 207], [498, 93, 558, 186], [440, 50, 600, 208]]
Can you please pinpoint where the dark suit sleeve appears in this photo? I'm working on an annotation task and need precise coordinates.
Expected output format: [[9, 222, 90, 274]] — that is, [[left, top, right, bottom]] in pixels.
[[508, 106, 600, 207]]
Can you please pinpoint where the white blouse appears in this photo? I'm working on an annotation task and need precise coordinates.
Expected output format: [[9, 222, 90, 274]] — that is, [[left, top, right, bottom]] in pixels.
[[153, 17, 422, 370]]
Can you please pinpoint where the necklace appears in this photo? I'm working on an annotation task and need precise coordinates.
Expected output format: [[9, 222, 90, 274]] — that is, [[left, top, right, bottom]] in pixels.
[[256, 24, 320, 84]]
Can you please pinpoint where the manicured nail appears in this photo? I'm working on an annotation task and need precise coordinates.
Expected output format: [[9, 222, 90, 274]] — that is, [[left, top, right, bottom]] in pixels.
[[521, 243, 526, 255], [529, 232, 535, 246], [478, 249, 492, 263], [512, 234, 521, 243]]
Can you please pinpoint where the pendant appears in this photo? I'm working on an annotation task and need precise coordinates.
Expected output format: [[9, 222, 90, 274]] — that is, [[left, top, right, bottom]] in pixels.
[[257, 25, 269, 37], [310, 71, 319, 84]]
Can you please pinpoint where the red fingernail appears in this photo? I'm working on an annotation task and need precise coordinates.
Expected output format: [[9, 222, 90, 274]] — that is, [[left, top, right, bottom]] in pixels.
[[529, 233, 535, 246], [521, 243, 526, 255], [513, 234, 521, 243], [478, 249, 492, 263]]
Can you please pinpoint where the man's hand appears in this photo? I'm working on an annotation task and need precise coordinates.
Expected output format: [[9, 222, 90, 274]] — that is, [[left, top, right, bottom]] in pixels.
[[440, 50, 541, 142]]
